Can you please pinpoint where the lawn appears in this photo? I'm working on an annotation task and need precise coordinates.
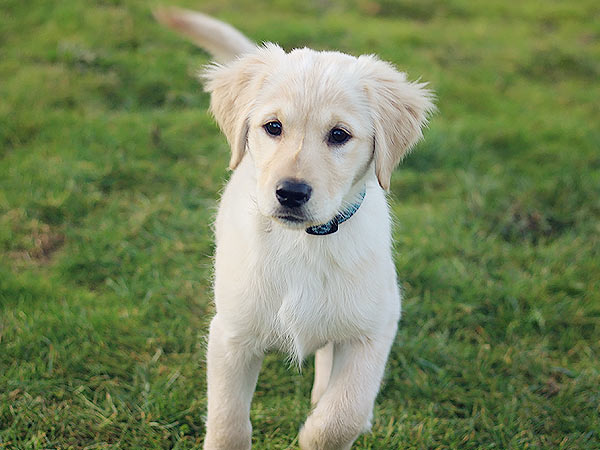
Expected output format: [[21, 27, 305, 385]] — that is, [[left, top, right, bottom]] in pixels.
[[1, 0, 599, 448]]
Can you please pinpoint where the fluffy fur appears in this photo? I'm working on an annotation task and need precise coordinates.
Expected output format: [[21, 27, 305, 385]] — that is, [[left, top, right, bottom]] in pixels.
[[155, 7, 435, 449]]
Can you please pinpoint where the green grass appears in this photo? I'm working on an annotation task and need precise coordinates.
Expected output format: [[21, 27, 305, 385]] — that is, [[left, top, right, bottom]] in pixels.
[[1, 0, 599, 448]]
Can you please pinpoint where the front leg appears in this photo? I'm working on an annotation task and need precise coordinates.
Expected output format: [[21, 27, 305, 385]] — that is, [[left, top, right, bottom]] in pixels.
[[299, 319, 398, 450], [204, 315, 263, 450]]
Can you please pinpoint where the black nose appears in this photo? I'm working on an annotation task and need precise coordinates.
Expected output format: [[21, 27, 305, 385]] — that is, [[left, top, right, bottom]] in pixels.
[[276, 179, 312, 208]]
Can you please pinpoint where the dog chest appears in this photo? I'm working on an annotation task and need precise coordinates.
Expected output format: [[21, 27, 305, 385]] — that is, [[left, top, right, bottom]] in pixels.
[[253, 234, 398, 360]]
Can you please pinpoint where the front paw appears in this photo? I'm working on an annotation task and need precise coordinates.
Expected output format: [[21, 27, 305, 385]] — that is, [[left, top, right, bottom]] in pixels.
[[204, 420, 252, 450], [298, 412, 360, 450]]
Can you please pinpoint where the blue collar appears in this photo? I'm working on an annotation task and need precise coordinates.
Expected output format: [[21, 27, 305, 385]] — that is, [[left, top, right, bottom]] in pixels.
[[305, 187, 366, 236]]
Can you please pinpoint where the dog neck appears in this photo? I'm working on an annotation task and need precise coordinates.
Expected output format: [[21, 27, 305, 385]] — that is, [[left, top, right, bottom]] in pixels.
[[305, 186, 366, 236]]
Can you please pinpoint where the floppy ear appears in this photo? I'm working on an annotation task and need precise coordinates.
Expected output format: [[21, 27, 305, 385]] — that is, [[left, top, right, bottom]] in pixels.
[[201, 44, 285, 170], [359, 56, 435, 190]]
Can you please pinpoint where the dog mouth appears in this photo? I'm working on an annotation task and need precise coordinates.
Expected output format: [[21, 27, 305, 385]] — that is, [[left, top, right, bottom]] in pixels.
[[272, 210, 314, 228], [270, 203, 333, 229], [273, 213, 308, 226], [276, 215, 304, 223]]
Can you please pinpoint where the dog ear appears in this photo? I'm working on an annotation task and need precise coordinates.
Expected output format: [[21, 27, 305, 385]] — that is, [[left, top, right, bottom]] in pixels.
[[358, 56, 435, 190], [201, 44, 285, 170]]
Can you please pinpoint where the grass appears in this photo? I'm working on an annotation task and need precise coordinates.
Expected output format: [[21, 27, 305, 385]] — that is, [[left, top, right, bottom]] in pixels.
[[1, 0, 599, 448]]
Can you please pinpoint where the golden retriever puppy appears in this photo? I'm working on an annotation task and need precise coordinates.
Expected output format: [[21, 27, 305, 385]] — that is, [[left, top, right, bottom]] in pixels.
[[155, 8, 435, 450]]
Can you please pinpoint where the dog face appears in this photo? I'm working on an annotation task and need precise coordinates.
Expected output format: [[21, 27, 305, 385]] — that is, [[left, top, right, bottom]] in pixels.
[[203, 44, 434, 228]]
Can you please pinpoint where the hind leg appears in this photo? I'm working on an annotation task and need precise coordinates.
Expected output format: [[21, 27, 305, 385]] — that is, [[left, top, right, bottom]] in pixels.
[[311, 342, 334, 406]]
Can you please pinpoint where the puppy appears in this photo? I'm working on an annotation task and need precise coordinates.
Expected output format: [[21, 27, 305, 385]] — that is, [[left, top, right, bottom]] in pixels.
[[155, 8, 434, 449]]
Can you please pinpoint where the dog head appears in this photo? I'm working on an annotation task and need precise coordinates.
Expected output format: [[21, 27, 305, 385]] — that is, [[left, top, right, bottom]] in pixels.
[[203, 44, 434, 229]]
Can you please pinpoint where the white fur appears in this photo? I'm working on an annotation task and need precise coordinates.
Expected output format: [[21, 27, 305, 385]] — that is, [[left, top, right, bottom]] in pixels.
[[155, 8, 435, 449]]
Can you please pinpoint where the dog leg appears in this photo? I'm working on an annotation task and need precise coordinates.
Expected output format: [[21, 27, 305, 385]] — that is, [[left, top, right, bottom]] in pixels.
[[311, 342, 333, 406], [299, 319, 397, 450], [204, 315, 263, 450]]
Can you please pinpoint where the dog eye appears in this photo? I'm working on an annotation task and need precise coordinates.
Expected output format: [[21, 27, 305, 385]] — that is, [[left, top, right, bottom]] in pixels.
[[328, 128, 351, 145], [263, 120, 282, 137]]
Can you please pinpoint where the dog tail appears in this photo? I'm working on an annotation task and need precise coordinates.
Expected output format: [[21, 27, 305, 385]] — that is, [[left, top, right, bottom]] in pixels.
[[153, 7, 256, 63]]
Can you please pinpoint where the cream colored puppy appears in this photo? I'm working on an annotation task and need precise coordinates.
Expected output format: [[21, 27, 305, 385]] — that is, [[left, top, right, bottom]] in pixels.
[[156, 8, 434, 450]]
